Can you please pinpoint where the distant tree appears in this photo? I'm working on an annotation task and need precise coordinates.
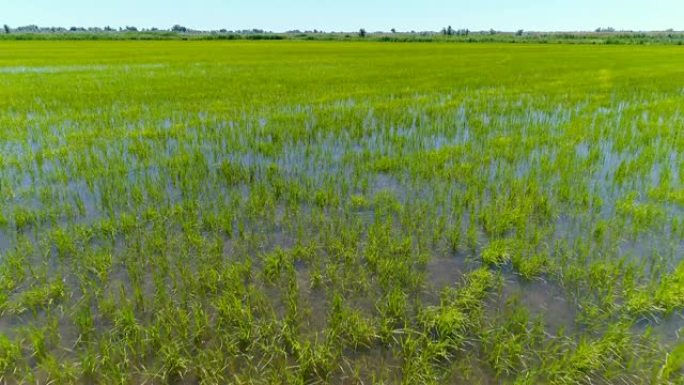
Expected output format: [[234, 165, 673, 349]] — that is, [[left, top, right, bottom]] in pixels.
[[3, 24, 9, 34], [359, 28, 367, 38], [171, 24, 188, 33], [16, 25, 39, 32], [516, 29, 524, 36], [391, 28, 396, 33], [125, 26, 138, 32], [104, 25, 114, 31], [441, 25, 454, 36], [489, 28, 497, 35]]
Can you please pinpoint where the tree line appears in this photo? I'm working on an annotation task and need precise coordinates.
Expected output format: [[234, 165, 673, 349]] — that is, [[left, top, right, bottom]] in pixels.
[[2, 24, 664, 36], [1, 24, 683, 46]]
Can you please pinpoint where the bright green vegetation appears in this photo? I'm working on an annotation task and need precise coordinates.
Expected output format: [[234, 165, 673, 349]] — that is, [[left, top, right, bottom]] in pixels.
[[0, 40, 683, 383]]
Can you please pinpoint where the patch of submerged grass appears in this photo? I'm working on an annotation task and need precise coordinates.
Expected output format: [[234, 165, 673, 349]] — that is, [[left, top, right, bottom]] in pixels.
[[419, 268, 497, 349]]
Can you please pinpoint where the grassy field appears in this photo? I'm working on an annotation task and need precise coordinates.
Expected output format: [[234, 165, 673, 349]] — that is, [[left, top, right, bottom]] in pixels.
[[1, 40, 684, 384]]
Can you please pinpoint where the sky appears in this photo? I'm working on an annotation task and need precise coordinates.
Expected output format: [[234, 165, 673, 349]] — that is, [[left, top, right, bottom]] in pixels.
[[2, 0, 682, 32]]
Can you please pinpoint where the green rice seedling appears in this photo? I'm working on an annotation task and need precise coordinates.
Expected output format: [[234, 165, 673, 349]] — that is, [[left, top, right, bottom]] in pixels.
[[656, 341, 684, 383], [295, 338, 337, 382], [377, 286, 409, 339], [262, 246, 291, 284], [482, 299, 539, 377], [350, 194, 370, 210], [37, 353, 79, 385], [157, 340, 191, 382], [419, 268, 497, 354], [399, 332, 442, 385], [481, 238, 520, 266], [513, 251, 549, 280], [73, 298, 95, 341], [11, 278, 65, 316], [0, 334, 23, 380], [328, 294, 377, 350]]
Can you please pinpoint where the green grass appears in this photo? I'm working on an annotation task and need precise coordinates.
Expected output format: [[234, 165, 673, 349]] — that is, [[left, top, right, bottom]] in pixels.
[[0, 40, 683, 383]]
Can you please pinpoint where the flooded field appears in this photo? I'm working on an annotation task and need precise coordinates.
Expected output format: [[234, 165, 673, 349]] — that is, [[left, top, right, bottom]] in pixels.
[[0, 40, 683, 384]]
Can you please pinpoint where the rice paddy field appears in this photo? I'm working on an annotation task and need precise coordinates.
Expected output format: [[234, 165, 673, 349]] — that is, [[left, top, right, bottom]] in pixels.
[[1, 40, 684, 384]]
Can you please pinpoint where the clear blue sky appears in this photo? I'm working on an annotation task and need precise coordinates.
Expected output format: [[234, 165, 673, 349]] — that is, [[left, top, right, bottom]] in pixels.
[[3, 0, 682, 32]]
